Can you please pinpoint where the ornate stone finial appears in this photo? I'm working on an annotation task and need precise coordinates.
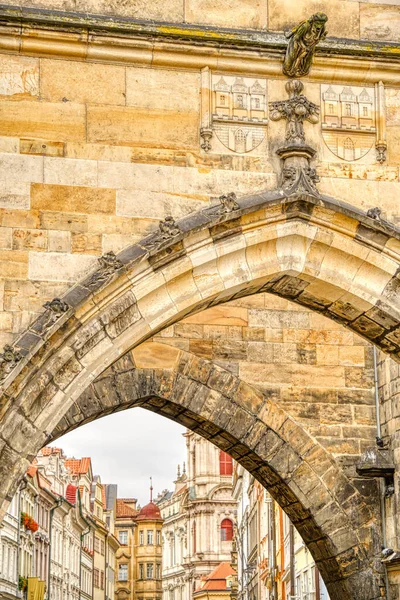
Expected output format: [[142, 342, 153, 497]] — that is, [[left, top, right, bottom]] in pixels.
[[177, 464, 181, 478], [200, 127, 213, 153], [0, 344, 22, 383], [283, 12, 328, 78], [376, 143, 387, 164], [269, 80, 320, 194], [159, 216, 180, 239], [219, 192, 240, 213], [270, 80, 319, 147], [182, 461, 186, 475]]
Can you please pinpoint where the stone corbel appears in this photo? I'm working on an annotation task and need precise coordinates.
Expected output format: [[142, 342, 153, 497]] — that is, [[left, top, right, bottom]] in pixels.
[[375, 81, 387, 164], [200, 66, 213, 152]]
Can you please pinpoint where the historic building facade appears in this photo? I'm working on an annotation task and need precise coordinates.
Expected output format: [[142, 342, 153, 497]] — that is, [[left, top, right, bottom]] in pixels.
[[0, 2, 400, 599], [114, 494, 163, 600], [158, 431, 237, 599], [233, 463, 330, 600]]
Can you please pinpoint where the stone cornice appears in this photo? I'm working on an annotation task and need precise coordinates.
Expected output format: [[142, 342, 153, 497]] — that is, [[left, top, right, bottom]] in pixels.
[[0, 4, 400, 84]]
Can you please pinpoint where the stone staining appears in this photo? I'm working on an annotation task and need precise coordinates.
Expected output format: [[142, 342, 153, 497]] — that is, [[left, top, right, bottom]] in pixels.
[[321, 84, 378, 162], [283, 13, 328, 78], [200, 70, 268, 154]]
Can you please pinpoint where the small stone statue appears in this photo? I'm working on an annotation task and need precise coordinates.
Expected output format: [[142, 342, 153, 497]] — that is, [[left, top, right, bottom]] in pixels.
[[283, 13, 328, 78], [219, 192, 240, 213], [86, 251, 123, 289]]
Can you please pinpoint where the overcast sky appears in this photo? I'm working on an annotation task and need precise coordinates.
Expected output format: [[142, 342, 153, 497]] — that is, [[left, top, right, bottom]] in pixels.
[[52, 408, 186, 507]]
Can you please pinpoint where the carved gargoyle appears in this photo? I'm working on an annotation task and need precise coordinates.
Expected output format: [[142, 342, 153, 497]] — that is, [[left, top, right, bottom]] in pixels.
[[283, 13, 328, 78], [42, 297, 69, 329], [0, 344, 22, 383]]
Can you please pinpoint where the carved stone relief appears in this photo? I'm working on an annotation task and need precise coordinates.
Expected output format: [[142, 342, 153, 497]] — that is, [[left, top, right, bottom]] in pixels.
[[200, 68, 268, 154], [321, 83, 387, 163]]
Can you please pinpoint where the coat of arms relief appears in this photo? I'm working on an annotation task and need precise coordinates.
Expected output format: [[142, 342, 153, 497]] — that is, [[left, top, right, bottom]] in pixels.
[[320, 82, 387, 163], [200, 68, 268, 154]]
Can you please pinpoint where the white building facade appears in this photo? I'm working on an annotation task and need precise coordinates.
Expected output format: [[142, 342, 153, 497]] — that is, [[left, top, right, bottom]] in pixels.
[[158, 431, 237, 600]]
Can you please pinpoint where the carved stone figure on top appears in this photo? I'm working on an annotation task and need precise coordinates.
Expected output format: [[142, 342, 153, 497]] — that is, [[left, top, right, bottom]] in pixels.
[[283, 13, 328, 78], [0, 344, 22, 384]]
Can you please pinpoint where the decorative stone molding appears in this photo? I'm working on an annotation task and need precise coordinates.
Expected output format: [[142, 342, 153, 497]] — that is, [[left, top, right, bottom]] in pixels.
[[200, 68, 268, 155], [269, 80, 320, 194], [42, 298, 69, 330], [0, 345, 22, 384], [84, 251, 124, 290], [283, 13, 328, 78], [142, 217, 181, 250]]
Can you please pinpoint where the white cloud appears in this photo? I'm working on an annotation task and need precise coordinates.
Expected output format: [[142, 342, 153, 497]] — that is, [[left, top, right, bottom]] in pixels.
[[52, 407, 186, 506]]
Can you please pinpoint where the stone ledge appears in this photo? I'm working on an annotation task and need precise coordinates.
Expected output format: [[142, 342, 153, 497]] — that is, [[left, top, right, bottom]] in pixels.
[[0, 4, 399, 84]]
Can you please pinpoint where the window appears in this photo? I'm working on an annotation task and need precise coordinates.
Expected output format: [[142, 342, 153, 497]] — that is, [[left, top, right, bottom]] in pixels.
[[147, 563, 154, 579], [328, 103, 334, 114], [94, 537, 100, 553], [139, 564, 144, 580], [156, 563, 161, 579], [345, 103, 352, 116], [252, 97, 261, 109], [344, 137, 355, 161], [363, 106, 368, 116], [94, 568, 100, 588], [119, 530, 128, 545], [221, 519, 233, 542], [236, 94, 244, 108], [147, 530, 154, 545], [100, 540, 105, 556], [192, 521, 196, 554], [139, 530, 144, 545], [156, 530, 161, 545], [220, 95, 226, 106], [100, 570, 105, 590], [118, 564, 128, 582], [219, 451, 233, 476]]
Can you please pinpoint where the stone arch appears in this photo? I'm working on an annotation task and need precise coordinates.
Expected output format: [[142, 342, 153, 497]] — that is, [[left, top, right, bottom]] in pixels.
[[52, 343, 381, 600], [0, 188, 399, 596]]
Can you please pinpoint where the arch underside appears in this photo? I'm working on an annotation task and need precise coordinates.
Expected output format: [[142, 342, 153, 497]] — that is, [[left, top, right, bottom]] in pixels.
[[0, 187, 398, 598], [53, 345, 382, 600]]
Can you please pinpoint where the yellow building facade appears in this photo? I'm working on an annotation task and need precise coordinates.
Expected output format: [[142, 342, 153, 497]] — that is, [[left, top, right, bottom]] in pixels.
[[115, 495, 163, 600]]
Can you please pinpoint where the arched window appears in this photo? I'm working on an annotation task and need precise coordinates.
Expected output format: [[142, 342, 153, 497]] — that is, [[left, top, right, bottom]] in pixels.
[[219, 450, 233, 476], [234, 129, 246, 153], [221, 519, 233, 542], [344, 137, 355, 161]]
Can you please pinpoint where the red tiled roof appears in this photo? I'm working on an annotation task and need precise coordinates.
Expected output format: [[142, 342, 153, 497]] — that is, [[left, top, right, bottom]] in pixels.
[[116, 499, 138, 518], [66, 484, 78, 505], [194, 562, 236, 593], [65, 457, 91, 475], [40, 447, 63, 456], [136, 501, 162, 521], [26, 466, 37, 478]]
